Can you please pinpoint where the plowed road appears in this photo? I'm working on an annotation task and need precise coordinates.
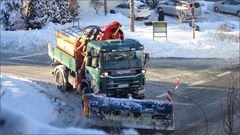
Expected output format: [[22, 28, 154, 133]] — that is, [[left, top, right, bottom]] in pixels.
[[1, 50, 239, 135]]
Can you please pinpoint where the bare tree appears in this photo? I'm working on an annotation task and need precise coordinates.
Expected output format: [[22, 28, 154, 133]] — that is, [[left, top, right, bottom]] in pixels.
[[191, 0, 196, 39], [90, 0, 103, 14], [130, 0, 134, 32], [221, 71, 238, 135], [69, 0, 77, 17], [103, 0, 107, 16], [0, 90, 5, 127], [140, 0, 161, 9]]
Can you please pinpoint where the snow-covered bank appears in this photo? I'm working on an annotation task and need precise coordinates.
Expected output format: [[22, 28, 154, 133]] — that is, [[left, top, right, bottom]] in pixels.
[[1, 25, 55, 53], [0, 76, 105, 134], [1, 1, 239, 58], [123, 23, 239, 58]]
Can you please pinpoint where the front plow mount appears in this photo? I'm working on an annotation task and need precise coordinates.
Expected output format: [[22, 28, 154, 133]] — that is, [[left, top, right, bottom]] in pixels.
[[82, 94, 175, 131]]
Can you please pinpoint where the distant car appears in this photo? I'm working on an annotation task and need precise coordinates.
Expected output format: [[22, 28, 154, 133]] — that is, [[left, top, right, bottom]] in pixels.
[[157, 0, 201, 20], [109, 2, 151, 19], [213, 0, 240, 17]]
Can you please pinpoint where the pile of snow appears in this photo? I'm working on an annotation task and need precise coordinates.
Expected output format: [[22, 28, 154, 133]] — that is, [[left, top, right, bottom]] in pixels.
[[1, 3, 239, 58], [1, 23, 65, 53], [200, 1, 216, 12], [122, 21, 239, 58], [0, 76, 105, 134]]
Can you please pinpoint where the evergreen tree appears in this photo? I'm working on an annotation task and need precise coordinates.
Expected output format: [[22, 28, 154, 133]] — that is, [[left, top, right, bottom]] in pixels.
[[27, 0, 48, 29], [1, 0, 75, 30], [58, 0, 72, 24], [1, 1, 25, 30]]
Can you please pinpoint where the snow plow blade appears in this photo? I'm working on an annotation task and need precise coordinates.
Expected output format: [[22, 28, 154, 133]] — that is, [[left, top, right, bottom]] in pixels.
[[82, 94, 174, 130]]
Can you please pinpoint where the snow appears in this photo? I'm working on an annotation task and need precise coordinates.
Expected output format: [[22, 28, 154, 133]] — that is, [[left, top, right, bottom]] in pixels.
[[122, 129, 139, 135], [1, 75, 56, 123], [0, 1, 239, 58], [0, 75, 105, 134]]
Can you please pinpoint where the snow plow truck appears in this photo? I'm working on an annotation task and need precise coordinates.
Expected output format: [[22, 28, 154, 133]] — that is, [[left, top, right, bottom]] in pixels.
[[48, 22, 174, 130]]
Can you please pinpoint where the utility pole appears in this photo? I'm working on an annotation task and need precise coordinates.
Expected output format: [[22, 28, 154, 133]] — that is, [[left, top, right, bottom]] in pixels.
[[192, 0, 195, 39], [104, 0, 107, 16], [130, 0, 135, 32]]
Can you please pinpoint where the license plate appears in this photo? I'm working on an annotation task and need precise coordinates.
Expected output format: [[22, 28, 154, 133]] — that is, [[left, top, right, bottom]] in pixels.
[[118, 84, 129, 88]]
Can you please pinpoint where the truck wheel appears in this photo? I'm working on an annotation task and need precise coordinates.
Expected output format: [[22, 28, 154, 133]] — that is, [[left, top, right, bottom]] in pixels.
[[55, 69, 68, 91]]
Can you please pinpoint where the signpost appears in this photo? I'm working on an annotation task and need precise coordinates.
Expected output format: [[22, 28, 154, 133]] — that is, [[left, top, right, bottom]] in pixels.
[[153, 21, 167, 40]]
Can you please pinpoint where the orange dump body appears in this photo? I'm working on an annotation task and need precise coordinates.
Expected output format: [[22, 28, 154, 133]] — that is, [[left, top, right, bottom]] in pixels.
[[55, 32, 79, 57]]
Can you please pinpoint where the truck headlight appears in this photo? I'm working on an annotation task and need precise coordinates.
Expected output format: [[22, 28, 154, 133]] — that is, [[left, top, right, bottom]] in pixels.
[[141, 69, 146, 74], [101, 72, 108, 77]]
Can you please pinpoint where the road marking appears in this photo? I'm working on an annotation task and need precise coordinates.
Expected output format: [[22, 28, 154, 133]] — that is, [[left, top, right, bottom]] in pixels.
[[216, 71, 231, 77], [156, 93, 167, 98], [189, 71, 231, 87], [189, 80, 206, 86], [9, 53, 46, 60], [172, 101, 195, 106]]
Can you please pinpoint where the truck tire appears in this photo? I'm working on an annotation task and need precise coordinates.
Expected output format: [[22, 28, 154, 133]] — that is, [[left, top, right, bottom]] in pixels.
[[55, 69, 68, 91]]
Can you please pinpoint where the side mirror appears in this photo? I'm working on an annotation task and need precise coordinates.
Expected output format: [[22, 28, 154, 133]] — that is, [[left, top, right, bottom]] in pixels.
[[143, 53, 149, 65]]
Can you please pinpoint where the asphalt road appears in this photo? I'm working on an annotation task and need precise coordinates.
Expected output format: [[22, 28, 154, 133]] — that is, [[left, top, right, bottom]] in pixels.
[[1, 50, 239, 135]]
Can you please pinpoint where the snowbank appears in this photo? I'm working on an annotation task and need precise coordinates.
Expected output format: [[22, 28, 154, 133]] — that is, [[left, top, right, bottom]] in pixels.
[[0, 76, 105, 134], [0, 108, 105, 134], [123, 22, 239, 58], [1, 24, 55, 53], [1, 6, 239, 58]]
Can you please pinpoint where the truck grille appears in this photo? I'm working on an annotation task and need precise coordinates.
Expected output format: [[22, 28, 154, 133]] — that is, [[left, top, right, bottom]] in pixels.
[[105, 74, 142, 98]]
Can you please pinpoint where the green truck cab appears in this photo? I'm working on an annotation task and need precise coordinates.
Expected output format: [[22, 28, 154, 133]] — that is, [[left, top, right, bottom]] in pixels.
[[48, 39, 149, 99], [48, 27, 174, 130]]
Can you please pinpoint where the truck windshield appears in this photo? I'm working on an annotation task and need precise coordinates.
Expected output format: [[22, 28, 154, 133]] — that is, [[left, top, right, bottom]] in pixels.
[[101, 50, 143, 69]]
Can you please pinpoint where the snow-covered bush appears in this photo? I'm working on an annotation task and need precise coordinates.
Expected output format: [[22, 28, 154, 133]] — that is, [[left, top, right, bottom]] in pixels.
[[26, 0, 73, 29], [57, 0, 73, 24], [26, 0, 49, 29], [1, 0, 74, 30], [90, 0, 103, 14], [0, 1, 25, 30], [140, 0, 161, 9]]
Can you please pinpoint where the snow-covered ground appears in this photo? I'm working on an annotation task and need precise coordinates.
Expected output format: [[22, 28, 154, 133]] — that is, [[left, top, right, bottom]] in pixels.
[[0, 75, 105, 134], [0, 1, 239, 134], [1, 1, 239, 58]]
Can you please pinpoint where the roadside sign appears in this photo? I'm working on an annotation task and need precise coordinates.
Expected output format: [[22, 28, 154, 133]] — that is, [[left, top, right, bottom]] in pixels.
[[153, 21, 167, 40]]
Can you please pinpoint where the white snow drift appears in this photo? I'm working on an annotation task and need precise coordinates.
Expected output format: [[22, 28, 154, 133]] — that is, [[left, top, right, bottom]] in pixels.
[[0, 76, 105, 134], [1, 1, 239, 58]]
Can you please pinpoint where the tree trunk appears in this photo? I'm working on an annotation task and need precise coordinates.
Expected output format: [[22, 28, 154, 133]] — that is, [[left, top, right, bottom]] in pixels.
[[69, 0, 77, 17], [130, 0, 134, 32], [104, 0, 107, 16]]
